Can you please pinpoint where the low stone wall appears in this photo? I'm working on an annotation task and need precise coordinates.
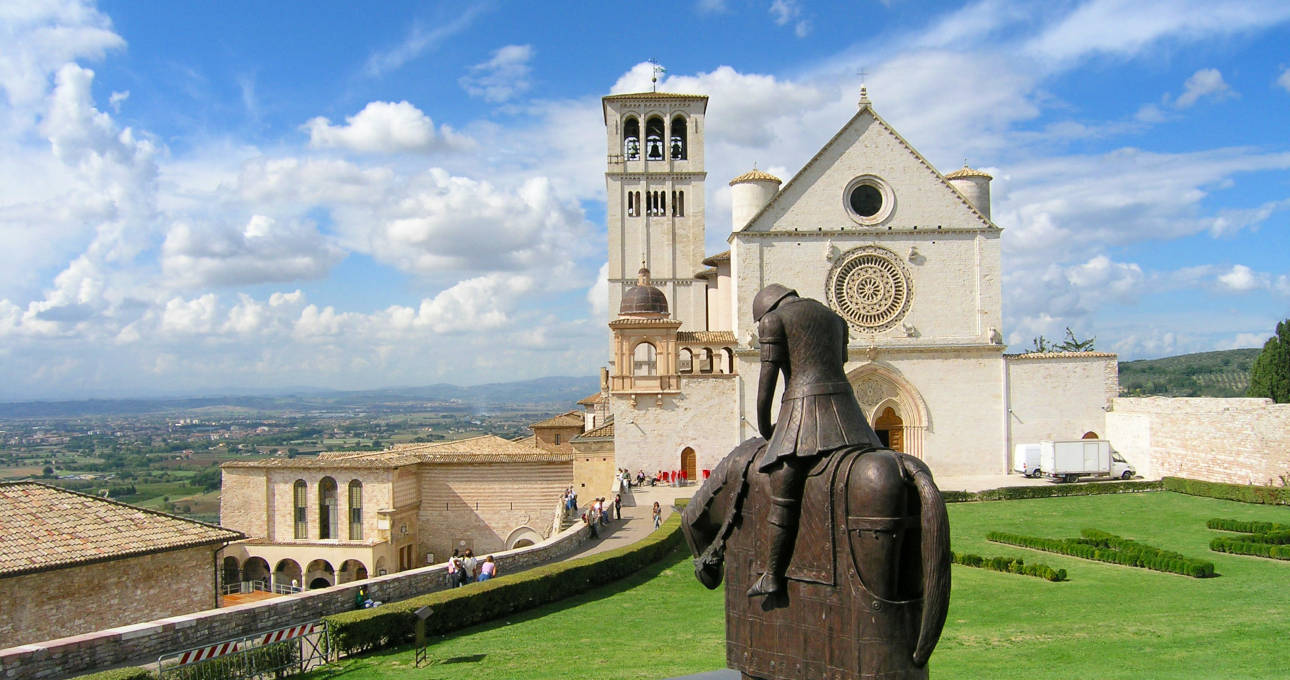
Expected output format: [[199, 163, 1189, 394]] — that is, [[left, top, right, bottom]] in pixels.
[[1107, 397, 1290, 484], [0, 522, 593, 680]]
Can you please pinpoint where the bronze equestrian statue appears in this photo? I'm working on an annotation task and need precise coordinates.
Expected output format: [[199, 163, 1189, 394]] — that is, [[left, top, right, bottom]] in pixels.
[[682, 285, 951, 680]]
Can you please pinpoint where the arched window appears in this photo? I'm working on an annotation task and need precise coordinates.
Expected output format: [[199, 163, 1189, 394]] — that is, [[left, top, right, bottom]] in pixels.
[[722, 347, 735, 374], [633, 342, 658, 376], [348, 480, 363, 540], [634, 191, 641, 217], [700, 348, 714, 374], [670, 115, 688, 160], [293, 480, 307, 539], [623, 117, 640, 160], [319, 477, 338, 539], [627, 191, 637, 217], [679, 347, 693, 373], [645, 117, 665, 160], [658, 191, 666, 215], [677, 191, 685, 216]]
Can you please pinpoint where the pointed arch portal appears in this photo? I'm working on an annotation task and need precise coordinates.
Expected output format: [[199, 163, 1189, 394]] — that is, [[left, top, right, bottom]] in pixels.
[[847, 362, 929, 459]]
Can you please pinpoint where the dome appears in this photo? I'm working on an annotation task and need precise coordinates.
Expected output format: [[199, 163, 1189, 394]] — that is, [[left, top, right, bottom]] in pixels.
[[619, 267, 669, 317], [729, 168, 782, 186]]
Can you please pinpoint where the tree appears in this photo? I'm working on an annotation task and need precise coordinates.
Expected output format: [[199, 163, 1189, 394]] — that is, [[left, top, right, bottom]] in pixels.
[[1055, 327, 1096, 352], [1248, 319, 1290, 403]]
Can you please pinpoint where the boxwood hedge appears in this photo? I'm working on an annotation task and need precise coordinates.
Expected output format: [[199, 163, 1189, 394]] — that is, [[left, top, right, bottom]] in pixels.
[[1164, 477, 1290, 505], [943, 480, 1161, 503], [950, 550, 1067, 581], [1210, 536, 1290, 560], [324, 511, 685, 655], [1206, 518, 1290, 534], [987, 528, 1215, 578]]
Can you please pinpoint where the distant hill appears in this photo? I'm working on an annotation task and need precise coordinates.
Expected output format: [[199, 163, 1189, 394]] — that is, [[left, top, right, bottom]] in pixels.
[[0, 375, 601, 419], [1118, 349, 1261, 397]]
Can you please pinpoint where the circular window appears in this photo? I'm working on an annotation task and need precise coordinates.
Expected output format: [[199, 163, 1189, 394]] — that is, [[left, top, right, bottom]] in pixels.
[[826, 246, 912, 331], [843, 176, 894, 225], [849, 184, 882, 217]]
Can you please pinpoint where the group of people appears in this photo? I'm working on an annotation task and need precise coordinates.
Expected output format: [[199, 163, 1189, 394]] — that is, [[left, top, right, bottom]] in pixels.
[[642, 469, 689, 486], [446, 548, 497, 587], [560, 487, 578, 514], [581, 494, 625, 537]]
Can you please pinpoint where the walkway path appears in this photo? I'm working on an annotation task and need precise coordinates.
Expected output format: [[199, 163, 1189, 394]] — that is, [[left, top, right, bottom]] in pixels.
[[557, 482, 699, 560]]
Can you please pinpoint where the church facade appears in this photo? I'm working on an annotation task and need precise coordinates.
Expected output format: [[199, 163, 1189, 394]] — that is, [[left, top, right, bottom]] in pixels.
[[597, 89, 1117, 478]]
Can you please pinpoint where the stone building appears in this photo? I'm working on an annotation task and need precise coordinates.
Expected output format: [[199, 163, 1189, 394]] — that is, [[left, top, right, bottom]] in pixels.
[[0, 481, 243, 648], [600, 87, 1117, 477], [219, 433, 573, 591]]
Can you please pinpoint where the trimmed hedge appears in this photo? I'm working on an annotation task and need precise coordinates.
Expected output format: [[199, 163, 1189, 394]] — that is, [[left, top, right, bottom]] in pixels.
[[950, 550, 1067, 581], [943, 480, 1161, 503], [987, 528, 1215, 578], [325, 511, 685, 655], [66, 668, 152, 680], [1210, 536, 1290, 560], [1164, 477, 1290, 505], [1206, 518, 1290, 534]]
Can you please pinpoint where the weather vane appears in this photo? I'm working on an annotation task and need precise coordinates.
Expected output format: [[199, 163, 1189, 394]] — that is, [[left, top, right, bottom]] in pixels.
[[857, 67, 870, 105], [649, 58, 666, 92]]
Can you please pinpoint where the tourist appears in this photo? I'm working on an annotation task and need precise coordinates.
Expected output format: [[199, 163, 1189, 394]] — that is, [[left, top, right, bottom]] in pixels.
[[614, 493, 622, 520], [477, 556, 496, 582], [652, 501, 662, 529], [462, 549, 478, 583], [583, 511, 598, 539], [447, 549, 462, 587]]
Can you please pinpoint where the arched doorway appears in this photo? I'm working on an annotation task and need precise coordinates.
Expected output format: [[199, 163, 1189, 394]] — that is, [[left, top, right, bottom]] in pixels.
[[304, 559, 334, 589], [1082, 431, 1100, 439], [681, 447, 697, 482], [242, 557, 270, 584], [274, 559, 302, 591], [873, 406, 904, 452]]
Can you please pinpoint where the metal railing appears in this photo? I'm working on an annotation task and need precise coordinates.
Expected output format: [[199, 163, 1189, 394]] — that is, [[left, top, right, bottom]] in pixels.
[[157, 621, 332, 680]]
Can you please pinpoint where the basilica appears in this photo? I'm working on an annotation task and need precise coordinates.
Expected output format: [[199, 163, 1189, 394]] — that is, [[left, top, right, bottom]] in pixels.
[[582, 88, 1117, 479]]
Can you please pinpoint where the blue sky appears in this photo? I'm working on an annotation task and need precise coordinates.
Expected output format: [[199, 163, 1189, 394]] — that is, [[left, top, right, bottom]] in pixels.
[[2, 0, 1289, 400]]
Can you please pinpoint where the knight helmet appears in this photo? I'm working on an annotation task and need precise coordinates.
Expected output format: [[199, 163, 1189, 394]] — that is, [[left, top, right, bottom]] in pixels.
[[752, 283, 797, 322]]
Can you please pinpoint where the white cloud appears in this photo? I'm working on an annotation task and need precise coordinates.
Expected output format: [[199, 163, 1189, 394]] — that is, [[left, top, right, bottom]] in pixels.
[[1214, 264, 1290, 295], [1278, 66, 1290, 93], [696, 0, 727, 13], [1173, 68, 1233, 108], [161, 215, 344, 288], [0, 0, 124, 121], [588, 261, 609, 318], [361, 7, 486, 78], [769, 0, 810, 36], [460, 44, 534, 103], [303, 101, 472, 154]]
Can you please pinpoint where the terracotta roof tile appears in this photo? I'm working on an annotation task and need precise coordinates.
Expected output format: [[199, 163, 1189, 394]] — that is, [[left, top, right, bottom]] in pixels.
[[701, 250, 730, 266], [1005, 352, 1118, 359], [729, 169, 782, 185], [0, 482, 243, 577], [573, 417, 615, 441], [576, 391, 606, 406], [530, 410, 584, 429], [677, 331, 737, 344], [945, 166, 993, 180]]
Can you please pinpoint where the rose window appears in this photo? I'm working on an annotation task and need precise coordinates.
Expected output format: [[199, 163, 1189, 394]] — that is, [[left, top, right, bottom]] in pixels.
[[827, 247, 912, 331]]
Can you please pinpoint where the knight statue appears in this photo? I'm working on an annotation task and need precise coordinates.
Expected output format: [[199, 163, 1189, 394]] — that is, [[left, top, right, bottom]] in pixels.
[[682, 284, 951, 680]]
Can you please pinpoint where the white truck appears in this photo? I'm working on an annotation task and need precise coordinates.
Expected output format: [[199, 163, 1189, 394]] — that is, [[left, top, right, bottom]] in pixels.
[[1013, 440, 1135, 482]]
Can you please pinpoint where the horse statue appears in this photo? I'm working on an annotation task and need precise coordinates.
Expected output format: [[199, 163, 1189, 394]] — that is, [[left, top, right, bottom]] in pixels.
[[681, 437, 951, 680]]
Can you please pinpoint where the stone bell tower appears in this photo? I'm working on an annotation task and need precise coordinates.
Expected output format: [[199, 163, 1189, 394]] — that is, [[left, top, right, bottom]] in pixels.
[[602, 89, 709, 332]]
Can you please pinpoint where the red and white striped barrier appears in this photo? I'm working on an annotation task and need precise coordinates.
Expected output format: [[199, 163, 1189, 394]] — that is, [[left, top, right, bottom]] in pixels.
[[173, 622, 325, 665]]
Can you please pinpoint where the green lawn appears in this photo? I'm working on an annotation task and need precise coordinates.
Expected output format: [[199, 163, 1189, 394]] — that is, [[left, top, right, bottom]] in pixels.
[[308, 492, 1290, 679]]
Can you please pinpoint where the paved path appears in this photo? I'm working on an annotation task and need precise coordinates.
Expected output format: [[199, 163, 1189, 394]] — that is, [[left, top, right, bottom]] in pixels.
[[558, 482, 700, 560]]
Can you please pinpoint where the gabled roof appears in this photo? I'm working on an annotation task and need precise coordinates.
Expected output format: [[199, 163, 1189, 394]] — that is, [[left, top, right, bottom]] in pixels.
[[576, 391, 606, 406], [572, 416, 615, 442], [531, 410, 584, 429], [736, 102, 996, 233], [0, 482, 244, 577]]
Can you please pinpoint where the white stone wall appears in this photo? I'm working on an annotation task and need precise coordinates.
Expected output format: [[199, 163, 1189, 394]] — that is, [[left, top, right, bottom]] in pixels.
[[1106, 397, 1290, 484], [612, 376, 740, 476], [1005, 353, 1117, 453]]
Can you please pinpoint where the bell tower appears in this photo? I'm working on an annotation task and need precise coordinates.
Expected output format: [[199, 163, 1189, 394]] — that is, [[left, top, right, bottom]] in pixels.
[[602, 90, 708, 331]]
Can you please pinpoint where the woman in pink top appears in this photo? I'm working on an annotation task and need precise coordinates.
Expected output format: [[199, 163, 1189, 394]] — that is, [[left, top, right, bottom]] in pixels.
[[477, 556, 497, 582]]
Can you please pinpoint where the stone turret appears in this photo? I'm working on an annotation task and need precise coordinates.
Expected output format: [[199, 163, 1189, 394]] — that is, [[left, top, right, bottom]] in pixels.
[[945, 165, 993, 220], [729, 168, 782, 231]]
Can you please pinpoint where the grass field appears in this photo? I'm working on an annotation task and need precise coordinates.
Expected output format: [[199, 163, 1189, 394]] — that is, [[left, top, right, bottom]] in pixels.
[[308, 491, 1290, 679]]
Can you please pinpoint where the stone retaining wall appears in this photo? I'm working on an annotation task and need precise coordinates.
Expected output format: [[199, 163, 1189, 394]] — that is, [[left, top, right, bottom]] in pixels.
[[0, 522, 593, 680]]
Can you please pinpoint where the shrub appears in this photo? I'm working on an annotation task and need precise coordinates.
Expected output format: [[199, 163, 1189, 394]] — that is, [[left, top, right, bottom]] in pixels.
[[1164, 477, 1290, 506], [325, 512, 685, 655], [1211, 536, 1290, 560], [67, 668, 153, 680], [943, 480, 1161, 503], [987, 528, 1215, 578], [1206, 518, 1290, 534], [949, 550, 1066, 581]]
